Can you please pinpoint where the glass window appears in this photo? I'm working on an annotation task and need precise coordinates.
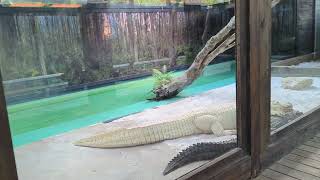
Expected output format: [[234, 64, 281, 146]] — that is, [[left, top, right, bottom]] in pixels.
[[270, 0, 320, 132], [0, 1, 86, 7], [0, 1, 238, 179]]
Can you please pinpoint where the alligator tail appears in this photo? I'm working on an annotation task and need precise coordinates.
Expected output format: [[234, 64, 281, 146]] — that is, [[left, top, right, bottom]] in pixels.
[[74, 119, 201, 148], [163, 139, 237, 175]]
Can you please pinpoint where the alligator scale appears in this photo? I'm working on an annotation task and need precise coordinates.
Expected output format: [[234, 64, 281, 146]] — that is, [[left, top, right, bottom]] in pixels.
[[163, 139, 237, 175], [162, 100, 303, 175], [74, 103, 236, 148], [74, 100, 301, 148]]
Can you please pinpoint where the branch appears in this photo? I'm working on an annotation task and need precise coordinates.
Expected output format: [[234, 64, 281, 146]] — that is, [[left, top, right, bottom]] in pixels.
[[272, 0, 282, 8], [195, 0, 281, 65], [150, 0, 283, 100], [193, 17, 235, 64], [199, 0, 281, 66], [204, 33, 236, 66]]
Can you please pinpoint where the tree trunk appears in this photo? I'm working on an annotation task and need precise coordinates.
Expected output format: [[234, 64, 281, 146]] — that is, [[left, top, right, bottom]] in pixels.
[[152, 17, 235, 100], [151, 0, 281, 101]]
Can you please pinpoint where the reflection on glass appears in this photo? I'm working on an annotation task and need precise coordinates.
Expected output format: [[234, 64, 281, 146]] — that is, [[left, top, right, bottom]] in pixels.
[[271, 0, 320, 131], [0, 1, 86, 7], [0, 1, 237, 179]]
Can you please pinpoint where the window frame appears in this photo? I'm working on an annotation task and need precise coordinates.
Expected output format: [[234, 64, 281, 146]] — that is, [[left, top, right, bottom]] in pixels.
[[261, 0, 320, 171], [5, 0, 319, 179], [174, 0, 273, 179], [0, 71, 18, 180]]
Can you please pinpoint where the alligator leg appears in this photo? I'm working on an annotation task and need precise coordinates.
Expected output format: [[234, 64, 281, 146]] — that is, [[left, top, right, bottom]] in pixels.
[[193, 115, 226, 136], [193, 114, 216, 133], [211, 121, 225, 136]]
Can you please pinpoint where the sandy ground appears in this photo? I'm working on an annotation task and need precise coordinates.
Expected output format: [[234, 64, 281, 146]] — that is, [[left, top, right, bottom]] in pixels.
[[271, 77, 320, 113], [14, 85, 237, 180], [14, 76, 320, 180], [274, 61, 320, 112]]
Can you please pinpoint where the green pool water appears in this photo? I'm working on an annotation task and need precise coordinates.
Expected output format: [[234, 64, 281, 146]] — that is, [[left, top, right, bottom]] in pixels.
[[8, 61, 235, 147]]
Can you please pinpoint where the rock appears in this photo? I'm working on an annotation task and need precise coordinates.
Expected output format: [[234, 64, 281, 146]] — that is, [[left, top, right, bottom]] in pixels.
[[281, 77, 313, 90], [270, 100, 303, 130], [271, 100, 293, 116]]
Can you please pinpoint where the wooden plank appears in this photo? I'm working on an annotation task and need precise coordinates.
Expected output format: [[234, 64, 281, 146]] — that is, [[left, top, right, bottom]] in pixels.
[[269, 163, 320, 180], [254, 175, 273, 180], [0, 74, 18, 180], [213, 155, 251, 180], [298, 145, 320, 155], [278, 158, 320, 177], [315, 0, 320, 55], [309, 137, 320, 143], [284, 154, 320, 169], [292, 149, 320, 162], [177, 149, 250, 180], [249, 0, 271, 176], [262, 106, 320, 170], [262, 169, 298, 180], [236, 0, 250, 152], [304, 141, 320, 149]]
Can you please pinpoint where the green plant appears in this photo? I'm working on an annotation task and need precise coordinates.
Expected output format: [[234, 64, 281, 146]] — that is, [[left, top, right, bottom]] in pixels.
[[152, 69, 173, 89], [31, 69, 40, 77]]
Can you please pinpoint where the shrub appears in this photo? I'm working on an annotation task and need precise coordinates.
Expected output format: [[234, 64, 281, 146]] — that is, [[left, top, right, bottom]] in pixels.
[[152, 68, 173, 89]]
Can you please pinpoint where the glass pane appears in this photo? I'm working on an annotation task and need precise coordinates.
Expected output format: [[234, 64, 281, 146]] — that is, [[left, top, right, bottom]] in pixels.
[[0, 1, 238, 179], [0, 0, 86, 6], [271, 0, 320, 132]]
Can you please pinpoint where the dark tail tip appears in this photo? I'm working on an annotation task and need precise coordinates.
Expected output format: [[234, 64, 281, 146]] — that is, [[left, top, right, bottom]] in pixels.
[[163, 166, 172, 176]]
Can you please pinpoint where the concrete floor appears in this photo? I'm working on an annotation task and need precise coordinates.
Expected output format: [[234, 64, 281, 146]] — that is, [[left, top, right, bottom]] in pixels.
[[15, 130, 235, 180], [13, 76, 320, 180], [14, 85, 236, 180]]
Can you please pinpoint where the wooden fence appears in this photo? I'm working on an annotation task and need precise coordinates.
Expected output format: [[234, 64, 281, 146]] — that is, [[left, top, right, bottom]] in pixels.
[[0, 4, 234, 84], [0, 1, 315, 103]]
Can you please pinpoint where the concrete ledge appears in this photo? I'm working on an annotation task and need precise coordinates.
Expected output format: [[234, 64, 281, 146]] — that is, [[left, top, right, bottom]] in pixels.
[[271, 53, 320, 77], [272, 66, 320, 77], [271, 53, 315, 66]]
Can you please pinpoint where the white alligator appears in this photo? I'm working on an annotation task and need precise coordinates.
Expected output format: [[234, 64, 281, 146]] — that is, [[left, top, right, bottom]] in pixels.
[[74, 103, 236, 148], [74, 100, 299, 148]]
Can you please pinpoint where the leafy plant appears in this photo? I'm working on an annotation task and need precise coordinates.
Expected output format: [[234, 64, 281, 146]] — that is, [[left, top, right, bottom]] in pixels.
[[31, 69, 40, 77], [152, 68, 173, 89]]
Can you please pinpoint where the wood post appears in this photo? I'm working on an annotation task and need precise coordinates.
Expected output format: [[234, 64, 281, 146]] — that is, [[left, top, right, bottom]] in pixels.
[[315, 0, 320, 57], [235, 0, 250, 153], [0, 71, 18, 180], [249, 0, 272, 177]]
